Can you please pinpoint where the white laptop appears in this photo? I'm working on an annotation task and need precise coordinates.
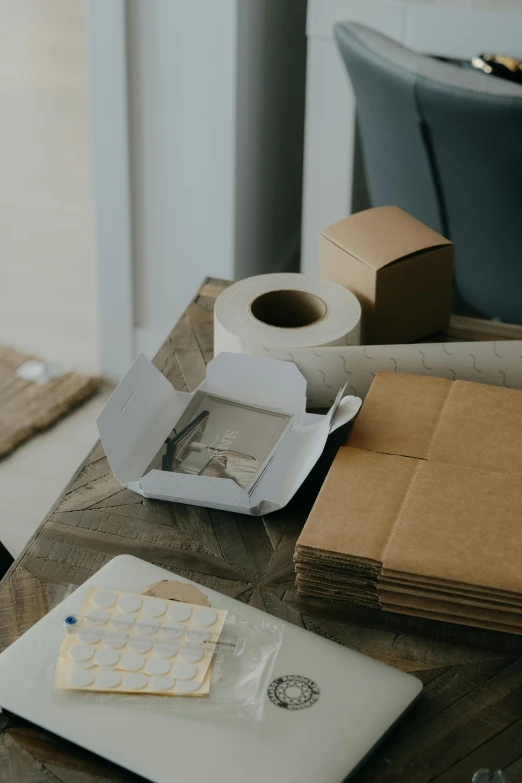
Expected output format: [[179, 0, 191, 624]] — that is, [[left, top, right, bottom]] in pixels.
[[0, 555, 421, 783]]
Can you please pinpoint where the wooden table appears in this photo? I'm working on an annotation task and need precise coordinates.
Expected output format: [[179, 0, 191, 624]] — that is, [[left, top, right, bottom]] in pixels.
[[2, 278, 522, 783]]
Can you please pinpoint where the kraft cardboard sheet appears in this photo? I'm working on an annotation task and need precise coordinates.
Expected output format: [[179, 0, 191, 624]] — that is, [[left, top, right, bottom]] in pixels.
[[295, 372, 522, 635]]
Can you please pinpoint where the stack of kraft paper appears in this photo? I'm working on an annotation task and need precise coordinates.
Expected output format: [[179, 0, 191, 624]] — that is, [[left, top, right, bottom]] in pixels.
[[295, 371, 522, 634]]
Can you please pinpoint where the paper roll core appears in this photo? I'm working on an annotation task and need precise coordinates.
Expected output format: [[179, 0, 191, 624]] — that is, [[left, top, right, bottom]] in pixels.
[[249, 290, 327, 330], [214, 273, 363, 405]]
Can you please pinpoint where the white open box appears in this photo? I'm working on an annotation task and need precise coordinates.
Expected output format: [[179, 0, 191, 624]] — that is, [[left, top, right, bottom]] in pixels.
[[97, 353, 361, 515]]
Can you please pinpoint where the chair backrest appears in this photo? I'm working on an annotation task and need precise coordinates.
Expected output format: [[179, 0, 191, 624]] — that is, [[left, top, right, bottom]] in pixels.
[[335, 23, 522, 322]]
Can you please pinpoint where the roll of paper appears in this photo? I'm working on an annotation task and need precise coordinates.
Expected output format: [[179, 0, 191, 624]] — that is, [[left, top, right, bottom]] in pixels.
[[214, 273, 362, 353], [214, 275, 522, 407]]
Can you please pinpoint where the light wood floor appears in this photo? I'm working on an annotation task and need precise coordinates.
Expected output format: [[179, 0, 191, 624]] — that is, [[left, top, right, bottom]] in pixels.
[[0, 0, 110, 557]]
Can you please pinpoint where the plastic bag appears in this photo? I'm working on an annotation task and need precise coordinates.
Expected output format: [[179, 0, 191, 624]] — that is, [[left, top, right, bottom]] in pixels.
[[184, 613, 284, 721], [53, 601, 283, 723]]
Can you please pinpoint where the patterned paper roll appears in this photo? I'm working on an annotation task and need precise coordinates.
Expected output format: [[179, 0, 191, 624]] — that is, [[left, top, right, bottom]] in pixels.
[[261, 340, 522, 407], [214, 274, 522, 407]]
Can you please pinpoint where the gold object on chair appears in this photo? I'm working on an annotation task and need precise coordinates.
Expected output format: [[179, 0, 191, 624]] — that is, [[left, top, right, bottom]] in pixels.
[[471, 53, 522, 82]]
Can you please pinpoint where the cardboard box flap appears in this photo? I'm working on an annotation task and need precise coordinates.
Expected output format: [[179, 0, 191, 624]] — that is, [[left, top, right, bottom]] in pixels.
[[297, 447, 418, 561], [321, 206, 452, 271], [428, 381, 522, 476], [349, 371, 522, 473], [349, 372, 451, 459], [209, 352, 306, 414], [98, 354, 185, 485], [383, 460, 522, 595]]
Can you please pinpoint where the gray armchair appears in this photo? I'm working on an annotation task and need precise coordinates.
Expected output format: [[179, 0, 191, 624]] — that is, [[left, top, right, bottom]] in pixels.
[[335, 23, 522, 323]]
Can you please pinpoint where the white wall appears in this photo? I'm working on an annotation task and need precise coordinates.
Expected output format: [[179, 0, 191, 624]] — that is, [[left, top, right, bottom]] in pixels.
[[86, 0, 307, 377], [85, 0, 134, 379], [127, 0, 239, 357]]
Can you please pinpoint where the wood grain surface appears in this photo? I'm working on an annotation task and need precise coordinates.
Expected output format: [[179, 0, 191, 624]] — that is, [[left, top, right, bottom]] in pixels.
[[1, 278, 522, 783]]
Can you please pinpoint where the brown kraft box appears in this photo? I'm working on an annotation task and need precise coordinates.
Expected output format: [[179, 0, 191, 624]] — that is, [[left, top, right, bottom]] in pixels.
[[295, 371, 522, 634], [320, 206, 453, 344]]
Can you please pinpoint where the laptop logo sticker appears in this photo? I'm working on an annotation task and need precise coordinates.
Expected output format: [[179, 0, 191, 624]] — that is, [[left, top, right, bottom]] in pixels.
[[268, 675, 320, 710]]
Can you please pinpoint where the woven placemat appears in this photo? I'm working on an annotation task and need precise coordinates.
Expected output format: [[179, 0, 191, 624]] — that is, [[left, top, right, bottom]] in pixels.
[[0, 345, 102, 459]]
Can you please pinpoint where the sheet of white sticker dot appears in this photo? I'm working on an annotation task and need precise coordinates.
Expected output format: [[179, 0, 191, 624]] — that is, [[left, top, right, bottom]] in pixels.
[[70, 644, 94, 662], [112, 613, 134, 630], [179, 646, 204, 663], [143, 598, 166, 617], [86, 609, 109, 625], [145, 658, 170, 676], [120, 653, 145, 671], [104, 634, 127, 649], [171, 662, 197, 680], [167, 603, 192, 622], [56, 586, 228, 696], [128, 639, 152, 654], [96, 670, 121, 689], [136, 619, 159, 635], [123, 673, 148, 690], [78, 629, 101, 645], [95, 648, 120, 667], [154, 643, 178, 658], [69, 669, 94, 687], [192, 608, 216, 627], [118, 594, 142, 613], [93, 590, 117, 608], [162, 622, 184, 639], [150, 676, 174, 691]]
